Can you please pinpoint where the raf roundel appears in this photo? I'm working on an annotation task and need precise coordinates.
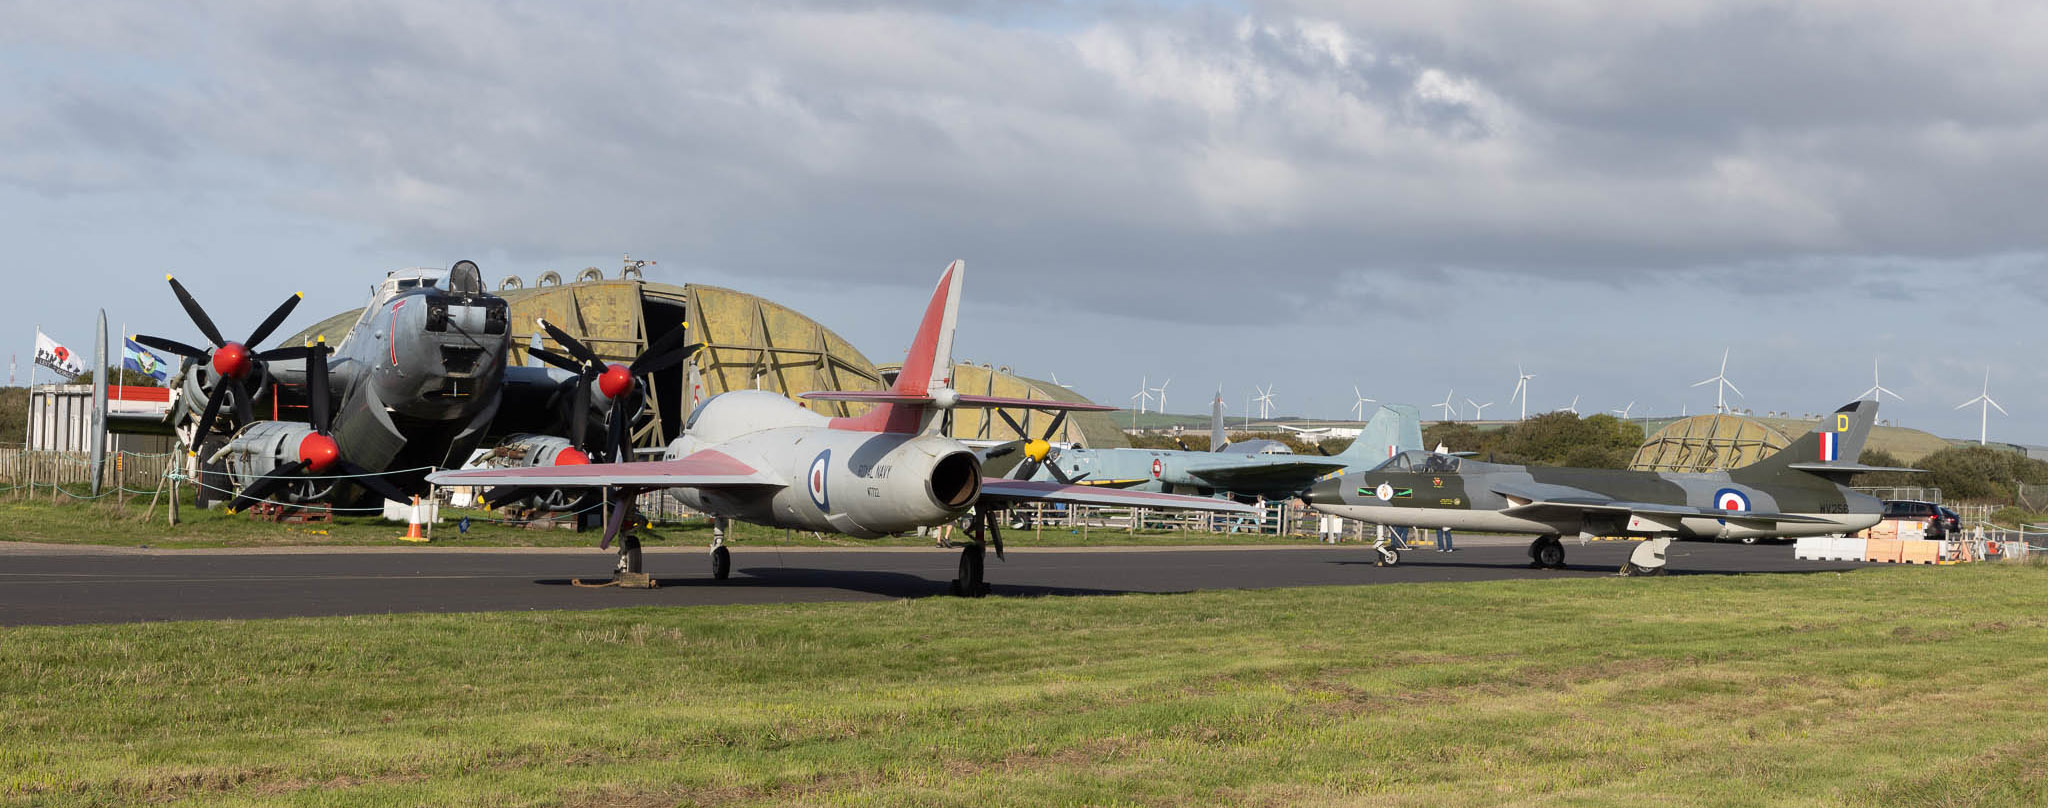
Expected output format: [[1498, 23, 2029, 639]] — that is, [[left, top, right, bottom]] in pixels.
[[807, 450, 831, 511], [1714, 488, 1750, 513]]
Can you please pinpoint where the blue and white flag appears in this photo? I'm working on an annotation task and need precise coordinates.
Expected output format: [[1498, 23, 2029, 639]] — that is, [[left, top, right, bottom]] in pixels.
[[122, 337, 170, 383]]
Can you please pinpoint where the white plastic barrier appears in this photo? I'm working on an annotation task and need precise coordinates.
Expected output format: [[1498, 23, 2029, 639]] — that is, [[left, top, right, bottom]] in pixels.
[[1796, 536, 1868, 561]]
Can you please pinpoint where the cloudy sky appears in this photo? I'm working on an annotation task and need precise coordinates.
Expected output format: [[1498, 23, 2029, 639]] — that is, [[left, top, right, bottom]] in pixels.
[[5, 0, 2045, 443]]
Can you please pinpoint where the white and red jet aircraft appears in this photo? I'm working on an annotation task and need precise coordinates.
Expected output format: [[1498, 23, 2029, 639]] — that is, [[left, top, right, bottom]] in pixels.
[[428, 261, 1250, 595]]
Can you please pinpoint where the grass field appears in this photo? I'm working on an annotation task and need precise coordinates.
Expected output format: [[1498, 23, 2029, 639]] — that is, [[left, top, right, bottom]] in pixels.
[[0, 497, 1303, 550], [5, 564, 2046, 806]]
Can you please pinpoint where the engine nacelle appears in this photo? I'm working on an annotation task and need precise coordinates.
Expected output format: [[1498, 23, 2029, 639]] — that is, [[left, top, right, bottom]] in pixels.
[[671, 430, 981, 538], [473, 434, 594, 511], [215, 420, 333, 506]]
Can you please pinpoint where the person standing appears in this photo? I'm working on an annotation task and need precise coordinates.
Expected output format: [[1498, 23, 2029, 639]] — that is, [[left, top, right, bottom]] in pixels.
[[1436, 526, 1456, 552]]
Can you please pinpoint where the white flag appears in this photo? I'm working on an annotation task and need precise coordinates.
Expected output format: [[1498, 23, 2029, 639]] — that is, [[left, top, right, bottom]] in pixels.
[[34, 330, 86, 380]]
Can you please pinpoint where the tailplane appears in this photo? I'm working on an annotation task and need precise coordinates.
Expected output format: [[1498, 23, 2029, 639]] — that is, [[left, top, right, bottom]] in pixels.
[[1330, 404, 1424, 468], [1731, 400, 1914, 484]]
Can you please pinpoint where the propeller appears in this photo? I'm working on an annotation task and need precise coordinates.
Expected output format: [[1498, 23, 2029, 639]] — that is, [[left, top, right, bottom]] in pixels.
[[993, 409, 1087, 485], [134, 276, 308, 444], [226, 338, 411, 512], [525, 318, 699, 463]]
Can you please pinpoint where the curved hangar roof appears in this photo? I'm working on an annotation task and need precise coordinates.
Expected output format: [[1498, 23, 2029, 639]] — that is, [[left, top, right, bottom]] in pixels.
[[287, 263, 1112, 451], [1630, 412, 1953, 472]]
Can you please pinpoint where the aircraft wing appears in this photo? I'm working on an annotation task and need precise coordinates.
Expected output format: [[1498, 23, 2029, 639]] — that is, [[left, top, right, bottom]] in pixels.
[[425, 449, 785, 490], [1491, 483, 1836, 525], [978, 479, 1255, 514], [1185, 460, 1348, 490]]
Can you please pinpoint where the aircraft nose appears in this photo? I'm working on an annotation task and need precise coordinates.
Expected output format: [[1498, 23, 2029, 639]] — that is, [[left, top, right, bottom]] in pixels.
[[1303, 476, 1345, 507]]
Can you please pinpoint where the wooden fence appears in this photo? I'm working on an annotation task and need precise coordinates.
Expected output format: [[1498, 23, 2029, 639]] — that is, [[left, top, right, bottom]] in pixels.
[[0, 448, 177, 493]]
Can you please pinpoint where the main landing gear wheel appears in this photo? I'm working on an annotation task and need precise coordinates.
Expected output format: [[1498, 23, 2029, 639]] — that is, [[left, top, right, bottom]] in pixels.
[[1619, 537, 1674, 577], [951, 542, 988, 598], [1529, 535, 1566, 569], [615, 536, 644, 575], [710, 545, 731, 580]]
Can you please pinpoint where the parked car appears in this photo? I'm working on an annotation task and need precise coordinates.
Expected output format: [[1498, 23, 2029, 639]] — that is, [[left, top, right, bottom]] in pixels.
[[1881, 500, 1958, 539]]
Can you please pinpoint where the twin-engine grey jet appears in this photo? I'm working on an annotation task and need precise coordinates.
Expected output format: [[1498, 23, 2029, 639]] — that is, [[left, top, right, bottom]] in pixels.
[[1303, 401, 1903, 574], [429, 261, 1251, 595]]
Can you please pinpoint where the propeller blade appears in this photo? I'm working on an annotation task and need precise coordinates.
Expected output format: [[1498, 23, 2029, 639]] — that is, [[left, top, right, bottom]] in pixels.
[[193, 383, 231, 439], [167, 276, 227, 348], [1014, 457, 1043, 481], [1045, 463, 1079, 485], [631, 342, 699, 377], [307, 343, 331, 434], [1040, 410, 1069, 441], [996, 409, 1027, 437], [631, 322, 696, 374], [229, 380, 255, 427], [244, 292, 304, 347], [227, 460, 306, 512], [253, 345, 313, 362], [527, 346, 584, 374], [133, 334, 209, 359], [606, 389, 631, 462], [336, 460, 411, 505], [538, 319, 603, 367], [569, 376, 590, 449]]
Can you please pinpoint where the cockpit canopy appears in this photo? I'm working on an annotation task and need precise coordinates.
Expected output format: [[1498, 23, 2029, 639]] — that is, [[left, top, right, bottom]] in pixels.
[[1373, 450, 1461, 474]]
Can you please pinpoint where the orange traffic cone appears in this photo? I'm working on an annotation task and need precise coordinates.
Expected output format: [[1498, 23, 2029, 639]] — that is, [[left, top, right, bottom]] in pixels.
[[401, 495, 428, 542]]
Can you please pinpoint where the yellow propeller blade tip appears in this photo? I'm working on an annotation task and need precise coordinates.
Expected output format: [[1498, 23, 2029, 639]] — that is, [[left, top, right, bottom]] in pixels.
[[164, 274, 175, 281]]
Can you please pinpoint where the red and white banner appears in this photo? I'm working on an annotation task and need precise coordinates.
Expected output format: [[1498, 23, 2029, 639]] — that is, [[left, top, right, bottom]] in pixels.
[[34, 330, 85, 380]]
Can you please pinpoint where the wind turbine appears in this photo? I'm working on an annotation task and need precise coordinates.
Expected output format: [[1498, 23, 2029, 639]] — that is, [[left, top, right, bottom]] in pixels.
[[1611, 401, 1635, 419], [1434, 389, 1459, 421], [1254, 385, 1276, 419], [1691, 348, 1743, 413], [1557, 395, 1580, 415], [1350, 385, 1376, 420], [1049, 371, 1073, 389], [1860, 357, 1903, 403], [1466, 398, 1494, 420], [1510, 365, 1535, 420], [1150, 377, 1172, 415], [1954, 368, 2007, 445], [1129, 375, 1154, 423]]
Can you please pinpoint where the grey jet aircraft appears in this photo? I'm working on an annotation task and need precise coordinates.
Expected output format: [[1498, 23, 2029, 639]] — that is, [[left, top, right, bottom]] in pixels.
[[428, 261, 1252, 595], [998, 394, 1426, 501], [1302, 400, 1903, 574]]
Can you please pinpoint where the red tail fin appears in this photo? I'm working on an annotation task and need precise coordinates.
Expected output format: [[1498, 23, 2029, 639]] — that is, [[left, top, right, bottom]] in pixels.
[[829, 261, 963, 434]]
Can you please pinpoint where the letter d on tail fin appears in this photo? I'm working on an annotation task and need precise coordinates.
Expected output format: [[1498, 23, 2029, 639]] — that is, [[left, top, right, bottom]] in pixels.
[[1733, 400, 1894, 484]]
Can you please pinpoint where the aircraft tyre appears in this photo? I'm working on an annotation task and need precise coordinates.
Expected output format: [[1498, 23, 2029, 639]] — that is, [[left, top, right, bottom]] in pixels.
[[1375, 548, 1400, 567], [951, 542, 988, 598], [616, 537, 643, 575], [1529, 535, 1566, 569], [1739, 536, 1760, 545], [710, 545, 731, 580], [1619, 561, 1668, 576]]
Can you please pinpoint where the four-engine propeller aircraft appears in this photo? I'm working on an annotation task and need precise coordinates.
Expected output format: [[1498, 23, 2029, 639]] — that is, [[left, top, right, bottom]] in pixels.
[[133, 262, 667, 512], [1302, 401, 1902, 574], [428, 261, 1253, 595]]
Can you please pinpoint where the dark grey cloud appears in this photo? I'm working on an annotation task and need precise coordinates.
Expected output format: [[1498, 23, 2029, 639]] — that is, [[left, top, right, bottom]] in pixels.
[[3, 0, 2044, 441]]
